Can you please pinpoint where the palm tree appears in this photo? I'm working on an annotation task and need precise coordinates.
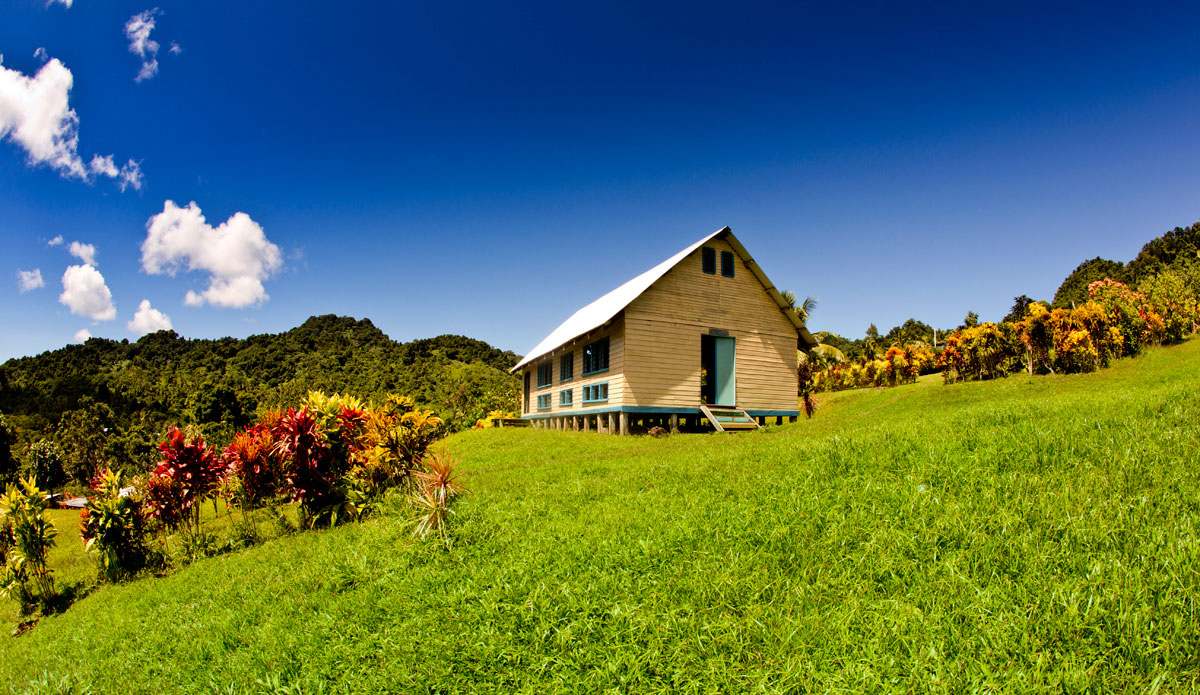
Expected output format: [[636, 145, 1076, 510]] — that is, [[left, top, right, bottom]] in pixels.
[[780, 290, 818, 325]]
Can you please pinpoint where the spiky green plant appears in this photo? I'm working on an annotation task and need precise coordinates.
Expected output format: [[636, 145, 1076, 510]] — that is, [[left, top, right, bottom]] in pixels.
[[0, 477, 57, 612]]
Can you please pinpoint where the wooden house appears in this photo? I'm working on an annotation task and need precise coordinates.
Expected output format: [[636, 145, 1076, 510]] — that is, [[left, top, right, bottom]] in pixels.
[[512, 227, 818, 434]]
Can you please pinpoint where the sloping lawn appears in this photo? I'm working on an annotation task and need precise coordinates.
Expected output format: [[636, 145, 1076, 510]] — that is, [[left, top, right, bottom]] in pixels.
[[1, 340, 1197, 693]]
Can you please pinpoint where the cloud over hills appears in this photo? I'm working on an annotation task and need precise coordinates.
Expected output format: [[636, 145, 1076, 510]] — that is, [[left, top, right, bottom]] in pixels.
[[59, 264, 117, 321], [141, 201, 282, 308]]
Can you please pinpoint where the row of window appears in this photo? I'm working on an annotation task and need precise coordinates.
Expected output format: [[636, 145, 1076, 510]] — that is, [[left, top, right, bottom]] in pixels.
[[701, 247, 735, 278], [536, 382, 610, 410], [536, 337, 609, 388]]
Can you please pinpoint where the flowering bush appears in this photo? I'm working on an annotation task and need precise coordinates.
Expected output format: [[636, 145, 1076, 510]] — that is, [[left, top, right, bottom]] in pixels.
[[1087, 278, 1158, 355], [937, 323, 1019, 383], [883, 346, 917, 386], [474, 410, 519, 429], [1056, 329, 1100, 373], [1015, 302, 1055, 374]]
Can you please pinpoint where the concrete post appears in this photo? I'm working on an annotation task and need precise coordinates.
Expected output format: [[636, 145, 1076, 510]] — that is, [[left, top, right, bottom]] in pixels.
[[619, 412, 629, 436], [670, 413, 678, 434]]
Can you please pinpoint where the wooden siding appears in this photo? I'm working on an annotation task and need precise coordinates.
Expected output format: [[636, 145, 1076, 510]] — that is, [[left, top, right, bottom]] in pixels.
[[623, 237, 798, 412], [521, 315, 627, 416]]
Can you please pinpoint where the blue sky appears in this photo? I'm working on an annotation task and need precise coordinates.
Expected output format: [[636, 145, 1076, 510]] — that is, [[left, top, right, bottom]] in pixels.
[[3, 1, 1199, 360]]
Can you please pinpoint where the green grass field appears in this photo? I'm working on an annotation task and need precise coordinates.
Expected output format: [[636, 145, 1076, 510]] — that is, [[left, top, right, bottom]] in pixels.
[[2, 340, 1197, 693]]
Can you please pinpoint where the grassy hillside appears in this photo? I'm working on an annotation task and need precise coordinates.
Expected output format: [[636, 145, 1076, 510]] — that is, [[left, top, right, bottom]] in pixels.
[[2, 340, 1198, 693]]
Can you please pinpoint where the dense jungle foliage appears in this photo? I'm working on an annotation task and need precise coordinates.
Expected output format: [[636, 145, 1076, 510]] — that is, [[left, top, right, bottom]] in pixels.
[[0, 315, 519, 488]]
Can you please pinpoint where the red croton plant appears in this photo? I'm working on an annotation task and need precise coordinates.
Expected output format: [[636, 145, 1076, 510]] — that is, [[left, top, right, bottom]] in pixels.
[[222, 421, 283, 509], [143, 427, 225, 530]]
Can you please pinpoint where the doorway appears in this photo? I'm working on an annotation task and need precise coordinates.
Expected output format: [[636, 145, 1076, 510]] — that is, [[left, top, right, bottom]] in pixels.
[[700, 334, 736, 406]]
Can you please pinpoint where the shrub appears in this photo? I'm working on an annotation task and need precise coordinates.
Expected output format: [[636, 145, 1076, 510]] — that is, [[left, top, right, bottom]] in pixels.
[[144, 428, 223, 534], [0, 477, 57, 613], [1139, 267, 1195, 343], [937, 323, 1019, 383], [473, 410, 519, 429], [1015, 302, 1055, 374], [222, 423, 284, 509], [23, 440, 68, 491], [1056, 329, 1100, 373], [273, 407, 345, 526], [79, 469, 152, 581], [0, 412, 16, 486], [1087, 278, 1154, 355], [352, 399, 444, 494]]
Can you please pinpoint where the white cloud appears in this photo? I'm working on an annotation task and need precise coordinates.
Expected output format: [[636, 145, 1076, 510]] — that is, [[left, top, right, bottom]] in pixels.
[[135, 60, 158, 83], [17, 268, 45, 292], [127, 298, 172, 335], [47, 0, 73, 8], [33, 47, 48, 62], [59, 264, 116, 321], [90, 155, 143, 190], [89, 153, 117, 177], [168, 42, 182, 56], [125, 9, 161, 82], [142, 201, 282, 308], [117, 158, 143, 191], [72, 328, 91, 343], [47, 235, 63, 246], [0, 57, 139, 188], [67, 240, 96, 265]]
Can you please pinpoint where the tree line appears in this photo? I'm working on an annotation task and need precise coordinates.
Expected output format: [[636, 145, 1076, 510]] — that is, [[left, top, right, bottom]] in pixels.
[[0, 315, 520, 490], [801, 220, 1200, 395]]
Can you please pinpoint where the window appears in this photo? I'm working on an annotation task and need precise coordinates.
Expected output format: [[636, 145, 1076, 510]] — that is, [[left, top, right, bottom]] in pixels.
[[537, 362, 553, 388], [559, 388, 573, 406], [582, 337, 609, 375], [560, 352, 574, 381], [701, 247, 716, 274], [582, 383, 609, 403], [721, 250, 735, 277], [536, 394, 552, 410]]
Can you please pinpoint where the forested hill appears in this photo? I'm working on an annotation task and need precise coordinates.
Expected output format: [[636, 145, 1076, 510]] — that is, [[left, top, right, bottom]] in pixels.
[[0, 315, 520, 480]]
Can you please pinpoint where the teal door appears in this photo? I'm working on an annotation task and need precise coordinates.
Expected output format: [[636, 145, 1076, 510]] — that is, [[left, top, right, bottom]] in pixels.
[[714, 336, 736, 405]]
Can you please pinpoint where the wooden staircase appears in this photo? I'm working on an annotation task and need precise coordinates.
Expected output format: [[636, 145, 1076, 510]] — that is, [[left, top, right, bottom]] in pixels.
[[700, 405, 760, 432]]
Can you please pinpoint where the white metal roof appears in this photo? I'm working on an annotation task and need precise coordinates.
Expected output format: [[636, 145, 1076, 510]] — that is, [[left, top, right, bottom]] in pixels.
[[511, 226, 815, 372]]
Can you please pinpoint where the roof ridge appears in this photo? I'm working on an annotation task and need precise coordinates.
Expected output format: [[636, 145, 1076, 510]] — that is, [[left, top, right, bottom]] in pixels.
[[511, 226, 813, 373]]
